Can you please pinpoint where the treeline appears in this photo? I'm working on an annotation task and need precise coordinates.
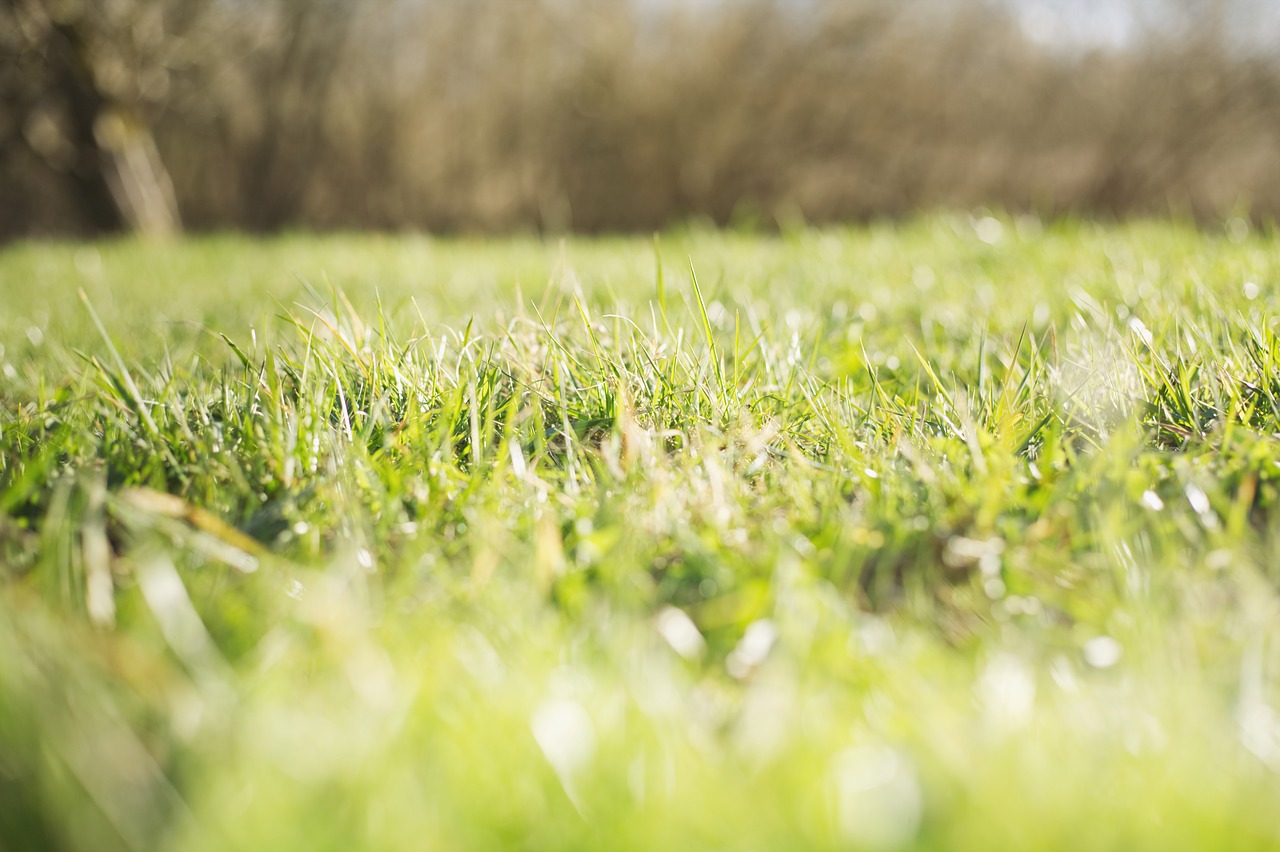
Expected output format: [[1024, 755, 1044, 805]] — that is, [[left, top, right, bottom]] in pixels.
[[3, 0, 1280, 238]]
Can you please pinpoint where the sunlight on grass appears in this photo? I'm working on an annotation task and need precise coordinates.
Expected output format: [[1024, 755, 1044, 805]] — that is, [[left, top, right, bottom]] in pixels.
[[3, 217, 1280, 849]]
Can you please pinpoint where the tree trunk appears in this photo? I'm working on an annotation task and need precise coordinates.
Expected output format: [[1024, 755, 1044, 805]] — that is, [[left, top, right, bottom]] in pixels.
[[48, 19, 181, 238]]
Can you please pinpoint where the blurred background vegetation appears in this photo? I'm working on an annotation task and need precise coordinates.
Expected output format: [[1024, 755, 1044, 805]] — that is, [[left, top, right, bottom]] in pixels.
[[3, 0, 1280, 240]]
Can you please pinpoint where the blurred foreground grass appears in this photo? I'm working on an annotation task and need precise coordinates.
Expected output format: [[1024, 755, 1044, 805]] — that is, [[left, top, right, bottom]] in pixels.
[[4, 218, 1280, 849]]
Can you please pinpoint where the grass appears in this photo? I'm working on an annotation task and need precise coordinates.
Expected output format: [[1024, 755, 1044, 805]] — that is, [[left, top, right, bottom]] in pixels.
[[4, 216, 1280, 850]]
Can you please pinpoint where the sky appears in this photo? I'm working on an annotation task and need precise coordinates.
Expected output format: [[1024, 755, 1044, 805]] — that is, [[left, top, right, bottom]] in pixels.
[[639, 0, 1280, 55], [1007, 0, 1280, 53]]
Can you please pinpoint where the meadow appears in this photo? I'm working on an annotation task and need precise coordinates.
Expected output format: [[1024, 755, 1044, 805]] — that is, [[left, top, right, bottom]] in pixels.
[[3, 217, 1280, 850]]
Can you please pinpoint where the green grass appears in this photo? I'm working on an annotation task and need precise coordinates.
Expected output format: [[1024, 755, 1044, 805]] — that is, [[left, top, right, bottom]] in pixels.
[[4, 216, 1280, 850]]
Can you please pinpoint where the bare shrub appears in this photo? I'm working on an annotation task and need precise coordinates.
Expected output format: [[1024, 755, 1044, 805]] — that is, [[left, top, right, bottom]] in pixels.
[[4, 0, 1280, 237]]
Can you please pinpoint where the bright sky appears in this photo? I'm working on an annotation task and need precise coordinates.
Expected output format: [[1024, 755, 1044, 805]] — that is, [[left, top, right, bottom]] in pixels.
[[997, 0, 1278, 53], [642, 0, 1280, 55]]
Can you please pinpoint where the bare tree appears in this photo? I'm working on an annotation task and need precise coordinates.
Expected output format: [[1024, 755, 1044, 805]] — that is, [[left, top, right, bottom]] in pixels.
[[3, 0, 183, 236], [4, 0, 1280, 237]]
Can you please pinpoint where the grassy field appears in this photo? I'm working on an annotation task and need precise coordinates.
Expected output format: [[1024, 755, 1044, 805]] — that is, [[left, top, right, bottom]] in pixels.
[[4, 217, 1280, 850]]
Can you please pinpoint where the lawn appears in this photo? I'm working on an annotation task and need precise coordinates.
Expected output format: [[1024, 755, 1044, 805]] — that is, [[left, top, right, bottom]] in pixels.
[[3, 217, 1280, 850]]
